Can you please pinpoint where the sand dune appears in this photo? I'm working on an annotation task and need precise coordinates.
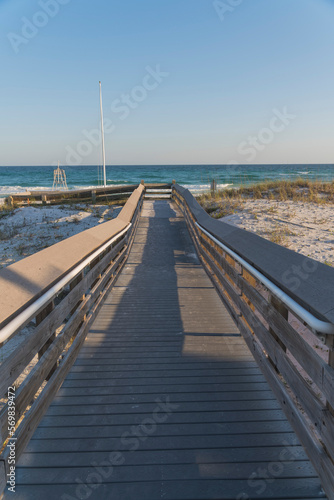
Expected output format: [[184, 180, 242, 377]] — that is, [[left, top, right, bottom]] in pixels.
[[219, 199, 334, 267]]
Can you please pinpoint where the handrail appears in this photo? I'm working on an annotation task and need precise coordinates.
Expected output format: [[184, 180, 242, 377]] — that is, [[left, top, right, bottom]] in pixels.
[[197, 222, 334, 335], [0, 224, 131, 346]]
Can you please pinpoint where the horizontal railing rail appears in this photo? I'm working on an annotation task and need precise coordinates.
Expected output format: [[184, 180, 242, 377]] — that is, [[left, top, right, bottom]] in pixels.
[[172, 183, 334, 500], [0, 184, 145, 495]]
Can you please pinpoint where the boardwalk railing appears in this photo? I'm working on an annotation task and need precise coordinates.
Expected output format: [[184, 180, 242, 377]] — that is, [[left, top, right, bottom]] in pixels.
[[0, 185, 145, 495], [6, 183, 171, 206], [172, 183, 334, 499]]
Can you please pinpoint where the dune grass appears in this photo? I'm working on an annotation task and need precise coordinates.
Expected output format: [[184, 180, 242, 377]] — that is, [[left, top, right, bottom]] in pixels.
[[197, 178, 334, 218]]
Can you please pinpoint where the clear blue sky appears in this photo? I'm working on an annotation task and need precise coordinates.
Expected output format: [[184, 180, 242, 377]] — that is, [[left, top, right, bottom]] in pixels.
[[1, 0, 334, 166]]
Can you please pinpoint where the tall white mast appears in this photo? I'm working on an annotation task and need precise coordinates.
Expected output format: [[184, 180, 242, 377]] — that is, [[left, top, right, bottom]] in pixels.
[[99, 81, 107, 187]]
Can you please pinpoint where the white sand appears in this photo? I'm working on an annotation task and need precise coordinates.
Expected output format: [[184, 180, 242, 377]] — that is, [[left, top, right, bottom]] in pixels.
[[0, 203, 122, 269], [219, 199, 334, 266]]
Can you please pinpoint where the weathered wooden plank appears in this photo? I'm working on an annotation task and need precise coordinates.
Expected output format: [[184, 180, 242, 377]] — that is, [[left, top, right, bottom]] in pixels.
[[37, 408, 287, 428], [67, 361, 259, 374], [36, 300, 55, 370], [24, 431, 299, 454], [49, 389, 273, 407], [17, 444, 308, 468], [16, 460, 316, 484], [73, 352, 253, 362], [58, 375, 267, 392], [76, 345, 248, 357], [61, 367, 262, 382], [0, 461, 6, 498], [44, 399, 282, 418], [79, 342, 246, 352], [2, 479, 326, 500], [31, 419, 293, 440], [54, 378, 270, 393]]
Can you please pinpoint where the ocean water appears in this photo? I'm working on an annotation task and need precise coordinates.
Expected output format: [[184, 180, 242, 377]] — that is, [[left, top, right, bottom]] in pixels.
[[0, 164, 333, 197]]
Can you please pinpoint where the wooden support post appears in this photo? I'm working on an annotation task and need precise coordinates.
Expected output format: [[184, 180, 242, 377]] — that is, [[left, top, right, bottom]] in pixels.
[[36, 301, 56, 380], [0, 460, 6, 497], [325, 335, 334, 416], [269, 295, 287, 372], [240, 269, 257, 333], [42, 195, 47, 205], [70, 272, 85, 318], [211, 179, 217, 195], [90, 257, 103, 289], [241, 269, 256, 312], [7, 196, 14, 208], [91, 190, 96, 203]]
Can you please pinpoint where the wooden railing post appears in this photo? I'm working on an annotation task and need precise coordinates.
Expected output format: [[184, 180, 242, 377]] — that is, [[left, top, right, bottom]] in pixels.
[[70, 271, 85, 318], [326, 335, 334, 415], [36, 301, 56, 380], [0, 460, 5, 497], [267, 296, 287, 373], [241, 269, 256, 312]]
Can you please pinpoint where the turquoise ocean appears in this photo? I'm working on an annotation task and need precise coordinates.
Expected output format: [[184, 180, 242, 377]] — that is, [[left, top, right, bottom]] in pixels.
[[0, 164, 334, 198]]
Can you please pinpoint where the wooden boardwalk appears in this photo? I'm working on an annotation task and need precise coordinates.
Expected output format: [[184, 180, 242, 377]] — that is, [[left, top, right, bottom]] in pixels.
[[8, 200, 326, 499]]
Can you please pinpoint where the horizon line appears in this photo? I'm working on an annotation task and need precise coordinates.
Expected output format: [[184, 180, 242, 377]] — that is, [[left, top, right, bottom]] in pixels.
[[1, 163, 333, 168]]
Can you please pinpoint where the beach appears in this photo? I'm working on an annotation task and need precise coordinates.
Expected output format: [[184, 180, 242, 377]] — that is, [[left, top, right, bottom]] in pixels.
[[219, 199, 334, 266], [0, 203, 122, 269]]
